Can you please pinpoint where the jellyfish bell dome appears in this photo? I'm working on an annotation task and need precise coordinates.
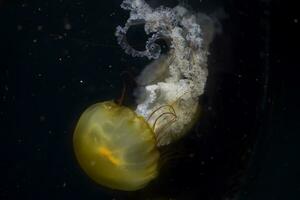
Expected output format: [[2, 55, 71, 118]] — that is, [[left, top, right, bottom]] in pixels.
[[73, 101, 160, 191]]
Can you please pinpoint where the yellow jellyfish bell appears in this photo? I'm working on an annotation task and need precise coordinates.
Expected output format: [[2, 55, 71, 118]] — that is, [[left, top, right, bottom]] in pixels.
[[73, 101, 159, 191]]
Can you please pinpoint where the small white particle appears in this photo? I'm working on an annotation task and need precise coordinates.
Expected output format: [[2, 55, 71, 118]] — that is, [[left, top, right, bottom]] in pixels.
[[64, 23, 72, 30], [79, 80, 84, 84], [108, 65, 112, 68], [294, 18, 298, 23], [17, 25, 23, 31], [40, 115, 46, 122], [33, 39, 37, 43]]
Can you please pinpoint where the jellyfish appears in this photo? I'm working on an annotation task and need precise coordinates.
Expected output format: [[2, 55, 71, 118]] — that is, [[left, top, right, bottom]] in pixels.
[[73, 0, 217, 191]]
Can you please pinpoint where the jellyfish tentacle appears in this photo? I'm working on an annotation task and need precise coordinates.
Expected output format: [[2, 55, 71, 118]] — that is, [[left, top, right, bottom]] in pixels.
[[146, 91, 191, 141], [116, 83, 127, 106], [152, 111, 176, 131], [147, 90, 185, 123], [147, 104, 175, 121], [156, 116, 177, 144]]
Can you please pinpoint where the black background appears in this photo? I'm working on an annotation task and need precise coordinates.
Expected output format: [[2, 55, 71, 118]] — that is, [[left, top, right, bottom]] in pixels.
[[0, 0, 299, 199]]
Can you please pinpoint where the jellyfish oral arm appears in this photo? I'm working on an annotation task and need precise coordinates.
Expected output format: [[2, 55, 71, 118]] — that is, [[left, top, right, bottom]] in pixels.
[[116, 0, 216, 146]]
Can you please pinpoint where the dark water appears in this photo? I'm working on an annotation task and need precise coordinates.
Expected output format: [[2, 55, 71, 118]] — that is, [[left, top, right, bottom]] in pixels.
[[1, 0, 299, 200]]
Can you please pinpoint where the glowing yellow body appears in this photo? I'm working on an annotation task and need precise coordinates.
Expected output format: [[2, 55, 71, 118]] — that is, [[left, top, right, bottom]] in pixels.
[[73, 101, 159, 191]]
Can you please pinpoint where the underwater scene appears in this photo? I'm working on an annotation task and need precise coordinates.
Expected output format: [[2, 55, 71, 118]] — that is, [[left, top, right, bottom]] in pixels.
[[1, 0, 299, 200]]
